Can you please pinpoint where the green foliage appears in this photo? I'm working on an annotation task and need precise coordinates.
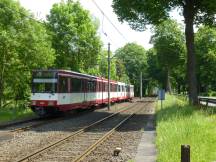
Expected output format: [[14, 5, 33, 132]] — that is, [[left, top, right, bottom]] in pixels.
[[151, 20, 185, 69], [115, 59, 130, 83], [196, 26, 216, 93], [115, 43, 147, 95], [150, 19, 186, 93], [112, 0, 216, 104], [156, 95, 216, 162], [0, 102, 35, 123], [98, 50, 118, 80], [0, 0, 55, 107], [47, 1, 102, 72], [112, 0, 216, 30], [146, 48, 166, 89]]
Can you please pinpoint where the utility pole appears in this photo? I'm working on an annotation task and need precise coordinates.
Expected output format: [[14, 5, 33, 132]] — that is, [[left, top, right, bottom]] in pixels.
[[140, 71, 142, 99], [108, 43, 111, 111]]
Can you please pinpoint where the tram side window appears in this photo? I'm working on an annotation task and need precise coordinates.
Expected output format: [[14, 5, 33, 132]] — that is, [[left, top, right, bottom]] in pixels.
[[105, 83, 108, 92], [99, 82, 102, 92], [101, 82, 103, 92], [99, 82, 100, 92], [71, 78, 82, 92], [91, 81, 96, 92], [96, 82, 99, 92], [87, 81, 91, 92], [102, 82, 104, 91], [112, 84, 116, 92], [87, 81, 96, 92], [59, 77, 68, 93], [111, 84, 114, 92]]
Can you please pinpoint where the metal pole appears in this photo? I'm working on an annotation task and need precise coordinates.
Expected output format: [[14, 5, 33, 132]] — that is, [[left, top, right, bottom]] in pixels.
[[161, 99, 163, 109], [140, 71, 142, 99], [108, 43, 111, 111]]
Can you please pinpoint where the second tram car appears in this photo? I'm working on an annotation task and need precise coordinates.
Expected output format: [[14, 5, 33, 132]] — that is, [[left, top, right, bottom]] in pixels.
[[31, 70, 134, 116]]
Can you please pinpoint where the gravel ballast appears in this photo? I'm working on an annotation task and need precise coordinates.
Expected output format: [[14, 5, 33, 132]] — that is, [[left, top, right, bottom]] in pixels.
[[81, 101, 155, 162], [0, 102, 132, 162]]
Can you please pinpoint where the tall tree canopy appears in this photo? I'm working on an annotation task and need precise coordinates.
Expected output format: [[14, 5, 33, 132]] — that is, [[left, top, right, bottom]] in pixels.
[[112, 0, 216, 104], [115, 43, 147, 96], [146, 48, 166, 93], [0, 0, 55, 107], [47, 1, 102, 72], [196, 26, 216, 94], [151, 19, 185, 93]]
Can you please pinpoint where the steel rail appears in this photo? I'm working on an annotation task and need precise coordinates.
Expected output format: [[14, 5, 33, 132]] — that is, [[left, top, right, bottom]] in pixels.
[[7, 102, 133, 133], [72, 102, 145, 162], [15, 102, 139, 162], [9, 106, 103, 133]]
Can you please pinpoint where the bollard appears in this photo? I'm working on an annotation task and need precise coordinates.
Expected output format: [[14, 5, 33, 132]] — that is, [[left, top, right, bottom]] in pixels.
[[113, 147, 121, 156], [181, 145, 190, 162]]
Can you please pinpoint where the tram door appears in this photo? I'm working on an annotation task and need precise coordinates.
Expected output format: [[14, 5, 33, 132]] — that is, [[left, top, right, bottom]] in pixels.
[[101, 82, 103, 104], [85, 80, 93, 106], [83, 80, 87, 104]]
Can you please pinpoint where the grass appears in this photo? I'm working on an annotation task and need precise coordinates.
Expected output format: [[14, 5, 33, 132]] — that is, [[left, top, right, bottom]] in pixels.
[[156, 94, 216, 162], [0, 105, 35, 124]]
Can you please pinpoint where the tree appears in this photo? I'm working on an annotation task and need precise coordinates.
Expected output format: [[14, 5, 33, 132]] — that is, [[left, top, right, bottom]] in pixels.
[[151, 19, 185, 93], [115, 43, 147, 96], [112, 0, 216, 104], [115, 59, 130, 83], [98, 50, 117, 80], [146, 48, 166, 91], [47, 1, 102, 72], [195, 26, 216, 94], [0, 0, 55, 108]]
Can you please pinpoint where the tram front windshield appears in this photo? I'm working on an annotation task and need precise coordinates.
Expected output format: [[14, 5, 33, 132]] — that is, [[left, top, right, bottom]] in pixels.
[[32, 71, 57, 93]]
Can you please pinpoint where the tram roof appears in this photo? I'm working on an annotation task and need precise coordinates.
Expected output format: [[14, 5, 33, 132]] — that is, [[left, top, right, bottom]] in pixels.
[[32, 69, 119, 83]]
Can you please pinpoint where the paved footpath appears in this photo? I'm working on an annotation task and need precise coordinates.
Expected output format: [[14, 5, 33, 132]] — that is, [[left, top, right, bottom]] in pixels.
[[135, 102, 157, 162]]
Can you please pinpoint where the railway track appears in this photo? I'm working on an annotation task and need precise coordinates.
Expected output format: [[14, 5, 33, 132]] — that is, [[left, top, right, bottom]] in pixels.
[[0, 117, 40, 129], [1, 101, 133, 134], [14, 101, 145, 162], [2, 102, 129, 134], [0, 114, 76, 134], [8, 117, 66, 133]]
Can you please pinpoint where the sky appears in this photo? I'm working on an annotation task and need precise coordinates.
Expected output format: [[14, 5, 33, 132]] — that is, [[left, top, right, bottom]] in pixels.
[[18, 0, 184, 52]]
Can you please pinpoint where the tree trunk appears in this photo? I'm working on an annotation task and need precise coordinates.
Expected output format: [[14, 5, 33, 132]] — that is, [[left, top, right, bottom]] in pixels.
[[166, 69, 172, 94], [0, 58, 5, 109], [183, 0, 198, 105], [0, 80, 2, 108], [177, 83, 181, 94]]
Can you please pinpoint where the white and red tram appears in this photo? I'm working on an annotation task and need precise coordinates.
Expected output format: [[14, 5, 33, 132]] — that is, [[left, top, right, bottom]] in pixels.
[[31, 70, 134, 116]]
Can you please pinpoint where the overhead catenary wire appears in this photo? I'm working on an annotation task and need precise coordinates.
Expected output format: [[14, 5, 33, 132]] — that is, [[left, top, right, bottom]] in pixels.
[[99, 8, 119, 48], [91, 0, 128, 42], [1, 1, 121, 54]]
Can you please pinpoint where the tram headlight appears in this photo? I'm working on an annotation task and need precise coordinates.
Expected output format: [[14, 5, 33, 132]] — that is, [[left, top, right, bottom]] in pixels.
[[31, 101, 36, 105], [48, 101, 55, 106]]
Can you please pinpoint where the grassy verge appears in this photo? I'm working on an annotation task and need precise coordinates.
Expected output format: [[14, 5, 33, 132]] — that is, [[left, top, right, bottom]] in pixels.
[[156, 94, 216, 162], [0, 106, 35, 124]]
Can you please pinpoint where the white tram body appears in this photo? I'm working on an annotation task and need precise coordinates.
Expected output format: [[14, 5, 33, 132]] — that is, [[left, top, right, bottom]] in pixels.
[[31, 70, 134, 116]]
